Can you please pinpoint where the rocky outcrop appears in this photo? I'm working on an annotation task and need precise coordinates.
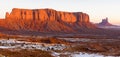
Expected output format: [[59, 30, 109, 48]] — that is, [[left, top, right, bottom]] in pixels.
[[96, 18, 119, 29], [0, 8, 96, 33], [5, 8, 90, 23], [97, 17, 113, 26]]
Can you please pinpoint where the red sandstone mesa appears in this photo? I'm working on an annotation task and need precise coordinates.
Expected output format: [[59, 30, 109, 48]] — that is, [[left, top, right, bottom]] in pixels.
[[0, 8, 95, 32]]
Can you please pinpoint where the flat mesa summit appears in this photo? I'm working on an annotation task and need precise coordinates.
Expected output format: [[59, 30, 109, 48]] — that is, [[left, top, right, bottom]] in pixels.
[[0, 8, 96, 33]]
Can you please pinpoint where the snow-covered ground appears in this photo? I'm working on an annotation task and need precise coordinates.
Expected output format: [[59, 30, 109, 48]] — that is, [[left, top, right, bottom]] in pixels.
[[0, 46, 14, 49], [52, 52, 114, 57], [0, 39, 117, 57], [72, 52, 113, 57], [0, 39, 66, 51], [58, 38, 91, 42]]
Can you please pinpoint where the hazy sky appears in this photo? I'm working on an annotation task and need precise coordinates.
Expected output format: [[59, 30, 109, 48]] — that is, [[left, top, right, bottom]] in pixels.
[[0, 0, 120, 25]]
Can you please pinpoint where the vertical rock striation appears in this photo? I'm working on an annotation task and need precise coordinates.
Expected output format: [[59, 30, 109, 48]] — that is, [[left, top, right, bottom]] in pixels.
[[0, 8, 96, 32]]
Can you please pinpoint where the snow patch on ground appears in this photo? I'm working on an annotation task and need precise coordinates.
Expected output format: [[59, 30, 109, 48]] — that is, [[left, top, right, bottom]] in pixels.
[[0, 39, 66, 51], [72, 52, 114, 57], [52, 52, 114, 57], [0, 46, 14, 48]]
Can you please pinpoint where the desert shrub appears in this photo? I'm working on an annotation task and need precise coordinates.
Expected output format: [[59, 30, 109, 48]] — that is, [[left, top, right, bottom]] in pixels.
[[0, 49, 54, 57], [65, 45, 89, 52]]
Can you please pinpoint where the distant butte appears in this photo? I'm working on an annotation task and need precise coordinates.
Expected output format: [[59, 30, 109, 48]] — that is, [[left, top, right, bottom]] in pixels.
[[0, 8, 96, 33], [97, 17, 113, 26]]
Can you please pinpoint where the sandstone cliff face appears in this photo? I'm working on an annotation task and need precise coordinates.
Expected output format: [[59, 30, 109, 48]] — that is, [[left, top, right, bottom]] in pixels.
[[0, 8, 95, 32]]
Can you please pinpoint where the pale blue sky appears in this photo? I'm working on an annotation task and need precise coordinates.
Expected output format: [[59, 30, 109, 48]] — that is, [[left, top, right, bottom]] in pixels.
[[0, 0, 120, 25]]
